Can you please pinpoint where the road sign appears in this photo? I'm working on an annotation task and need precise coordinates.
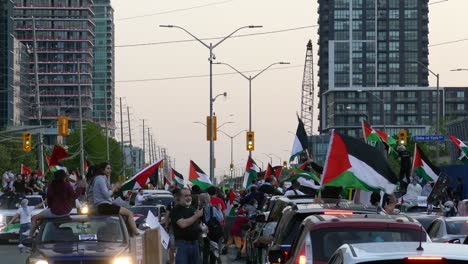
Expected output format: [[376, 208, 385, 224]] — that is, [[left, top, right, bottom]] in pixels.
[[413, 135, 445, 142]]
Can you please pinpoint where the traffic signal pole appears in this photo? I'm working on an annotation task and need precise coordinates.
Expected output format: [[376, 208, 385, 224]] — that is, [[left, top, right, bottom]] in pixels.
[[32, 17, 44, 174]]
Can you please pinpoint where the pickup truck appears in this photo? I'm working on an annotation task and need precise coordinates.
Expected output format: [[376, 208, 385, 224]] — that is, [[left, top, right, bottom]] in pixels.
[[0, 194, 46, 242]]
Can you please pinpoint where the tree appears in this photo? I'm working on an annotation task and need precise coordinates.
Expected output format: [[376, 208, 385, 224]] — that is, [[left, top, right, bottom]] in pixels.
[[60, 122, 123, 183], [0, 134, 38, 175]]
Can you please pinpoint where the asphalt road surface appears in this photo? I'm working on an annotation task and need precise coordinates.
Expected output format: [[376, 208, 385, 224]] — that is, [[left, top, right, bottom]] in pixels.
[[0, 244, 28, 263]]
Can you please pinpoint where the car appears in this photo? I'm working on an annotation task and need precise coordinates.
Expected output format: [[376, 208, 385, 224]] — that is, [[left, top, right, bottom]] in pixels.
[[141, 194, 174, 208], [128, 190, 172, 205], [426, 216, 468, 243], [329, 242, 468, 264], [269, 213, 428, 264], [0, 194, 46, 242], [128, 205, 166, 230], [24, 214, 138, 264], [404, 213, 440, 231]]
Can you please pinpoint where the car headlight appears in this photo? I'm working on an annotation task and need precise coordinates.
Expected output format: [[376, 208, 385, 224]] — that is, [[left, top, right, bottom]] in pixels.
[[80, 205, 89, 215], [113, 256, 131, 264], [0, 215, 4, 223], [29, 258, 48, 264]]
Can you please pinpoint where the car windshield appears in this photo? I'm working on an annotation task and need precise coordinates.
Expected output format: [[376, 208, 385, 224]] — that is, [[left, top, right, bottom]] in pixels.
[[27, 197, 42, 207], [446, 220, 468, 235], [311, 227, 426, 261], [40, 216, 124, 243], [142, 196, 173, 207], [129, 206, 159, 217]]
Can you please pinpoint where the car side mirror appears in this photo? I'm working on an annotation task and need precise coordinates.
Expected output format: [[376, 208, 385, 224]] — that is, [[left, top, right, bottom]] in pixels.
[[448, 238, 461, 244], [22, 237, 34, 248], [268, 249, 287, 263]]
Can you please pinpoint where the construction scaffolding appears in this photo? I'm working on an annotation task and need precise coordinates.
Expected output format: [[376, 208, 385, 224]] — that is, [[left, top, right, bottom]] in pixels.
[[300, 40, 315, 135]]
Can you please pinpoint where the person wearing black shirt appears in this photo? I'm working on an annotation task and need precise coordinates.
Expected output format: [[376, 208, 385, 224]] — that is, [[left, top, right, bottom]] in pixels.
[[397, 145, 412, 192], [12, 174, 27, 194], [171, 188, 203, 264]]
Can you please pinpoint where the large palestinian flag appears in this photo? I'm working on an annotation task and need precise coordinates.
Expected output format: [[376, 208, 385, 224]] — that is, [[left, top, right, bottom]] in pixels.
[[189, 160, 212, 190], [321, 130, 398, 194], [362, 120, 382, 143], [264, 163, 275, 179], [412, 144, 440, 182], [290, 115, 309, 162], [116, 159, 163, 196], [448, 134, 468, 163], [171, 168, 185, 188], [242, 156, 260, 188]]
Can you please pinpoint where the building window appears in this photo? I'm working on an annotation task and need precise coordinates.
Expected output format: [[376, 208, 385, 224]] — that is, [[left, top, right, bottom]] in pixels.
[[457, 91, 465, 98], [335, 10, 350, 19], [352, 10, 363, 19], [389, 42, 399, 51], [389, 10, 399, 19], [384, 103, 391, 112], [408, 92, 416, 98], [389, 31, 399, 40], [396, 116, 404, 124], [457, 104, 465, 111], [404, 10, 418, 19], [389, 63, 399, 73], [335, 0, 350, 8], [397, 104, 404, 111], [421, 103, 429, 112]]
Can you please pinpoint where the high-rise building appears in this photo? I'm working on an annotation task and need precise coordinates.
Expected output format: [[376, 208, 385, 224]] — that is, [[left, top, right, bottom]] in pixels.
[[12, 0, 95, 129], [92, 0, 114, 133], [318, 0, 432, 136], [1, 0, 29, 129]]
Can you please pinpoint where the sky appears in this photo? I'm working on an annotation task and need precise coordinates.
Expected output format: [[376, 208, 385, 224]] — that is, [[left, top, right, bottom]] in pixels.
[[111, 0, 468, 182]]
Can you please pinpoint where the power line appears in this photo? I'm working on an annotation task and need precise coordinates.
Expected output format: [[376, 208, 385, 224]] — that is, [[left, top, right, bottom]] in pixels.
[[115, 65, 303, 83], [116, 0, 235, 21]]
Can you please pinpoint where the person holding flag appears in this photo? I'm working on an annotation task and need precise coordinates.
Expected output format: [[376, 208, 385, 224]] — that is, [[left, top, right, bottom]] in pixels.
[[91, 162, 139, 236]]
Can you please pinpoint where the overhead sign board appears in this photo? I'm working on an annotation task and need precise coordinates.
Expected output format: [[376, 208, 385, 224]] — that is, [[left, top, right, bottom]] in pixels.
[[413, 135, 445, 142]]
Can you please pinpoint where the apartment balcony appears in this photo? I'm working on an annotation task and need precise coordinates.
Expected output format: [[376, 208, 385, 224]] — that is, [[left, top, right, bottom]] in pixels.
[[26, 91, 92, 97], [30, 81, 92, 86], [16, 37, 94, 44], [13, 5, 94, 15], [28, 60, 92, 64], [34, 49, 93, 54], [394, 110, 418, 114], [28, 71, 92, 76], [15, 26, 95, 36]]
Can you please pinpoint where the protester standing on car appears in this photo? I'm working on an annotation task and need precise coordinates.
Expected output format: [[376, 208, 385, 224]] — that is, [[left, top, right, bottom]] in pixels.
[[6, 198, 43, 251], [91, 162, 139, 237], [29, 169, 85, 237], [199, 193, 224, 264], [397, 145, 412, 192], [171, 187, 203, 264]]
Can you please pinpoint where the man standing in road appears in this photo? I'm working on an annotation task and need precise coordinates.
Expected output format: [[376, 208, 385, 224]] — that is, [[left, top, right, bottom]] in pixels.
[[172, 187, 203, 264]]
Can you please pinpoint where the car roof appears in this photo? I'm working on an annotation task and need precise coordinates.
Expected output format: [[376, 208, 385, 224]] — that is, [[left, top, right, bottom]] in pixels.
[[288, 202, 378, 214], [341, 242, 468, 261], [142, 190, 171, 194], [303, 213, 422, 229]]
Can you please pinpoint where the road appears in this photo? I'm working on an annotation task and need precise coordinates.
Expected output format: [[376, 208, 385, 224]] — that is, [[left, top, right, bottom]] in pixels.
[[0, 243, 244, 263], [0, 244, 28, 263]]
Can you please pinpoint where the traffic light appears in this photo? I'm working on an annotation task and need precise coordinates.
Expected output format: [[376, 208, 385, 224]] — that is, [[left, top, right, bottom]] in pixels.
[[22, 133, 32, 152], [246, 131, 255, 151], [230, 163, 234, 172], [398, 129, 408, 146], [159, 161, 164, 169], [206, 115, 217, 141], [283, 160, 287, 167], [57, 116, 69, 136]]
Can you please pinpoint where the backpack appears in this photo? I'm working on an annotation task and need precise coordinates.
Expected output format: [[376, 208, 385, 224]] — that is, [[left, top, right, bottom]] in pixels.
[[204, 206, 223, 241]]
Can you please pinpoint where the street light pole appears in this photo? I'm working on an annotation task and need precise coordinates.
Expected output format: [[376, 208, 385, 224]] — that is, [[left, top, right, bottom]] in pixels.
[[263, 153, 273, 164], [218, 129, 245, 184], [159, 25, 261, 183], [214, 61, 290, 158]]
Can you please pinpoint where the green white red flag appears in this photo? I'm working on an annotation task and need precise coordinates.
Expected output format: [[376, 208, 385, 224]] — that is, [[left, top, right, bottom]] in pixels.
[[448, 134, 468, 163], [362, 120, 396, 153], [189, 160, 212, 190], [264, 163, 275, 179], [412, 144, 440, 182], [242, 156, 260, 188], [321, 130, 398, 194], [21, 164, 32, 175]]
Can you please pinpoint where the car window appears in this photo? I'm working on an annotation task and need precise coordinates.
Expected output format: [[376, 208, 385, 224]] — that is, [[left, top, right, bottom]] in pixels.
[[311, 227, 426, 262], [446, 220, 468, 235], [329, 252, 343, 264], [41, 217, 124, 243], [428, 220, 441, 238], [129, 206, 159, 217], [274, 213, 308, 245], [27, 197, 43, 207], [142, 197, 173, 207]]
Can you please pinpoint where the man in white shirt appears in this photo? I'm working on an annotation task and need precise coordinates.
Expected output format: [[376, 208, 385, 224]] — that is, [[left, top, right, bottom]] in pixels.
[[284, 180, 305, 196], [135, 189, 146, 206], [404, 177, 422, 204]]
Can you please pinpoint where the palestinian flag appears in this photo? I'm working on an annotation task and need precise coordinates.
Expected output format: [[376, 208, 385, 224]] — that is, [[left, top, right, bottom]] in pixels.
[[412, 144, 440, 182], [264, 163, 275, 179], [49, 145, 68, 166], [21, 164, 32, 175], [448, 134, 468, 163], [242, 156, 260, 188], [117, 159, 163, 196], [164, 175, 172, 190], [285, 168, 321, 189], [290, 115, 309, 162], [171, 168, 185, 188], [376, 129, 397, 153], [37, 170, 43, 178], [45, 154, 60, 172], [274, 166, 283, 177], [362, 120, 382, 143], [224, 201, 236, 217], [321, 130, 398, 194], [189, 160, 212, 190]]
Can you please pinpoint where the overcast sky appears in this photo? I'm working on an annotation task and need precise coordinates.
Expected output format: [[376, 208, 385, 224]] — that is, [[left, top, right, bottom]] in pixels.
[[111, 0, 468, 181]]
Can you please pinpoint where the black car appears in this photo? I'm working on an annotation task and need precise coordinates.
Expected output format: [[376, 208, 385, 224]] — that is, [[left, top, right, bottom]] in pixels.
[[24, 215, 137, 264]]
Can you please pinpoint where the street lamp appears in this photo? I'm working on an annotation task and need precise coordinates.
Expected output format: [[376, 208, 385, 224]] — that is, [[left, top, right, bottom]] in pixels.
[[159, 24, 262, 183], [357, 90, 385, 131], [218, 129, 246, 184], [451, 68, 468, 72], [415, 61, 440, 162], [214, 61, 290, 157], [269, 153, 282, 165]]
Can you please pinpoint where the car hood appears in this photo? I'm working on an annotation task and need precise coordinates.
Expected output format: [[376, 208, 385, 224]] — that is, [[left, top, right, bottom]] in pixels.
[[36, 242, 128, 258]]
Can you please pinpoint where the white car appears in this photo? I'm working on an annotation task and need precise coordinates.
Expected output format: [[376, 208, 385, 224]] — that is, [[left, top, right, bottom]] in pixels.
[[329, 241, 468, 264]]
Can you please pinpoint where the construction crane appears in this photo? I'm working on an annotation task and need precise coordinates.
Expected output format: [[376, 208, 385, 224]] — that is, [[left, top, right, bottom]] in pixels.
[[300, 40, 315, 135]]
